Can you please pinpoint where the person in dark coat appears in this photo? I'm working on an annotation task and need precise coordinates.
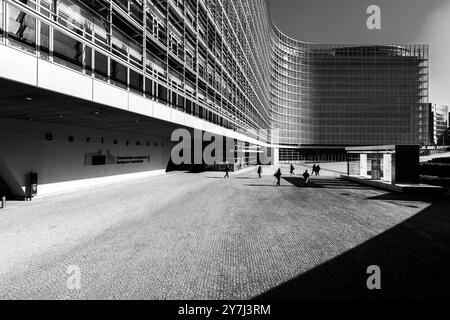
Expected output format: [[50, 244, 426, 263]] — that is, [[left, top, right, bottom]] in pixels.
[[257, 166, 262, 178], [303, 170, 310, 185], [315, 165, 321, 176], [274, 168, 282, 186], [290, 164, 295, 175], [224, 165, 230, 178], [312, 164, 317, 176]]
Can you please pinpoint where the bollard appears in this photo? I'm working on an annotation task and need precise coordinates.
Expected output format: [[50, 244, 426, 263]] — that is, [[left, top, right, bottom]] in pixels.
[[1, 196, 5, 209]]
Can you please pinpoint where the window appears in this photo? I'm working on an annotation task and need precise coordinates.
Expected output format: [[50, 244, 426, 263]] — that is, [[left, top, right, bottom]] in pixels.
[[186, 10, 194, 26], [158, 84, 167, 103], [53, 29, 83, 70], [112, 27, 128, 59], [186, 50, 194, 68], [129, 41, 142, 67], [0, 0, 4, 39], [130, 0, 143, 24], [145, 77, 154, 98], [169, 33, 181, 56], [112, 24, 143, 67], [94, 51, 108, 80], [40, 0, 52, 18], [39, 21, 49, 59], [7, 4, 36, 52], [148, 12, 165, 43], [129, 69, 143, 94], [198, 62, 206, 79], [194, 103, 200, 117], [177, 95, 185, 111], [186, 100, 192, 114], [84, 46, 92, 75], [171, 90, 177, 106], [113, 0, 128, 11], [110, 59, 127, 89], [145, 13, 152, 34], [93, 16, 109, 49], [58, 0, 85, 33]]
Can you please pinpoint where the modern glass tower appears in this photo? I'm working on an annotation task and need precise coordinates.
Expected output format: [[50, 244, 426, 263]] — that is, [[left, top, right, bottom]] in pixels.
[[0, 0, 429, 195], [272, 27, 429, 161]]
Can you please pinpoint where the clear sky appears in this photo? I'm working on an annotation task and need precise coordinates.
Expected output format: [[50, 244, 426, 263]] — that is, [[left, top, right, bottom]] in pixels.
[[268, 0, 450, 106]]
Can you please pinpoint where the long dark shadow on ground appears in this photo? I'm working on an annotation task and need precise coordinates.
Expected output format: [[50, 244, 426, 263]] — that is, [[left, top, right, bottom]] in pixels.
[[281, 176, 374, 190], [245, 184, 295, 188], [254, 193, 450, 300]]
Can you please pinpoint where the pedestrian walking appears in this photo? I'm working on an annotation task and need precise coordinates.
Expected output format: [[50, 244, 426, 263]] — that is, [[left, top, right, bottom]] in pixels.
[[257, 166, 262, 178], [316, 165, 321, 176], [224, 165, 230, 178], [312, 164, 317, 176], [274, 168, 282, 186], [290, 164, 295, 175], [303, 170, 310, 185]]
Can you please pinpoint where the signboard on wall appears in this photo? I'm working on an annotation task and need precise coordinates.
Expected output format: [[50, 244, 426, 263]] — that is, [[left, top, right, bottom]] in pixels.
[[116, 156, 151, 165], [85, 150, 150, 166]]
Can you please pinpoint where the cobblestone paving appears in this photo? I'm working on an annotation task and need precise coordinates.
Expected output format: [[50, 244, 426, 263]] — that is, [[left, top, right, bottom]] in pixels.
[[0, 165, 448, 299]]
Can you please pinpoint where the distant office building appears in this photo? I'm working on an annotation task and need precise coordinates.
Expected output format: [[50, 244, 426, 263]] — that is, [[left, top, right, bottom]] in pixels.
[[0, 0, 429, 196], [429, 104, 449, 145]]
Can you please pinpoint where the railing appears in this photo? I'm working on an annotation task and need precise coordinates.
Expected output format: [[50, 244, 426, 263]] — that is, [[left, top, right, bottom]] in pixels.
[[420, 146, 450, 157]]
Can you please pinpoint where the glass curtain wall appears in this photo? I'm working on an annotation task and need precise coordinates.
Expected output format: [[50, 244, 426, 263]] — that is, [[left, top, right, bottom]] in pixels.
[[0, 0, 274, 144], [271, 26, 429, 148]]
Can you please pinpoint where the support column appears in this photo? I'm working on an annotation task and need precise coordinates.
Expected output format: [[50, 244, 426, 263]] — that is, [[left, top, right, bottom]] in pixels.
[[273, 148, 279, 167], [383, 154, 392, 182], [360, 154, 367, 177]]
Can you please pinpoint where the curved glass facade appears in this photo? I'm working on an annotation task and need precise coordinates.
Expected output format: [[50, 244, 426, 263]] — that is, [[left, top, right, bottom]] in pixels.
[[272, 26, 429, 147], [0, 0, 429, 149]]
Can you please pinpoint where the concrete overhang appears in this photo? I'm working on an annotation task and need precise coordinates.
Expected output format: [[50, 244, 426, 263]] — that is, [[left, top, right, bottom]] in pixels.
[[345, 145, 419, 154], [0, 77, 183, 138]]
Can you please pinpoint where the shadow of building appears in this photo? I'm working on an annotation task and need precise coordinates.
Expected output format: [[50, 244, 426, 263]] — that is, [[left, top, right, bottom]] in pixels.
[[254, 193, 450, 300]]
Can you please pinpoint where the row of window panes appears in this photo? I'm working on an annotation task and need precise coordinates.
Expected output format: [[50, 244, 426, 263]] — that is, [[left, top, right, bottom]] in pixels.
[[18, 0, 269, 131], [3, 2, 277, 135], [1, 3, 267, 135]]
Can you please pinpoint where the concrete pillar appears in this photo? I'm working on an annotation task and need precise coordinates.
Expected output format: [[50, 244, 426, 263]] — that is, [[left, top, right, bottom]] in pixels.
[[273, 148, 279, 167], [360, 154, 367, 177], [383, 154, 392, 182]]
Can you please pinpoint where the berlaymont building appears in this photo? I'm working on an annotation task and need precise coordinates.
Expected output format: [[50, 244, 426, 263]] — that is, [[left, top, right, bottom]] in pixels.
[[0, 0, 429, 197]]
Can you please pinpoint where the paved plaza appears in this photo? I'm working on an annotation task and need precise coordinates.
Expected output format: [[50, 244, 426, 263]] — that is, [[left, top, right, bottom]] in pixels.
[[0, 164, 449, 299]]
